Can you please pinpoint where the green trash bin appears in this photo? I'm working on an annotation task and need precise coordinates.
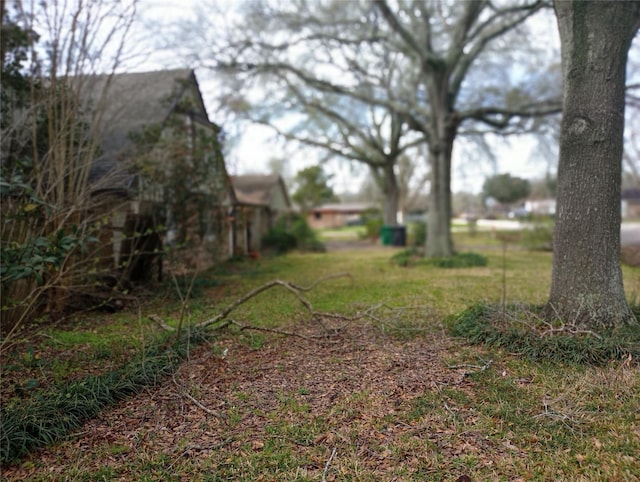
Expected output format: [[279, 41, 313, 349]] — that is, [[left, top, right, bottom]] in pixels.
[[381, 225, 393, 246], [381, 225, 406, 246]]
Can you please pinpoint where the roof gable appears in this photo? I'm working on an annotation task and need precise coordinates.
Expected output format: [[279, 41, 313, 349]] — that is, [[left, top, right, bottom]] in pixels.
[[90, 69, 205, 158], [86, 69, 214, 188], [231, 174, 291, 208]]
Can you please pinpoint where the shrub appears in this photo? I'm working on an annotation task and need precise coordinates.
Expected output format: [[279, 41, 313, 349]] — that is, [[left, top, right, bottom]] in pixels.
[[262, 226, 297, 254], [390, 248, 422, 267], [390, 250, 487, 269], [427, 252, 488, 268], [358, 208, 383, 241], [521, 223, 554, 251], [409, 221, 427, 248], [262, 213, 325, 254]]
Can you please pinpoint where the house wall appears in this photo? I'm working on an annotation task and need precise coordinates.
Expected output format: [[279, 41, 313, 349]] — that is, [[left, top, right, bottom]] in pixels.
[[270, 185, 290, 214], [87, 194, 163, 286], [232, 205, 269, 255], [307, 211, 349, 229]]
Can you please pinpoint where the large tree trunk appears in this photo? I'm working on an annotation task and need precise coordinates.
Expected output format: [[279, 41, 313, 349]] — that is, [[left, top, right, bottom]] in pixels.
[[426, 113, 455, 258], [381, 164, 400, 225], [370, 163, 400, 225], [548, 1, 639, 328], [426, 148, 454, 257]]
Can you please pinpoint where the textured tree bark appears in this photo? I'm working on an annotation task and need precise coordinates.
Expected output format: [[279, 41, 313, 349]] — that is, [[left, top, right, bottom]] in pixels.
[[426, 149, 453, 257], [380, 165, 400, 225], [426, 105, 456, 258], [548, 1, 640, 328]]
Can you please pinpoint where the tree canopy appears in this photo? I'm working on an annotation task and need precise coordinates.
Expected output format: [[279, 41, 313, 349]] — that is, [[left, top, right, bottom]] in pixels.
[[183, 0, 562, 257], [483, 173, 531, 205], [291, 165, 338, 212]]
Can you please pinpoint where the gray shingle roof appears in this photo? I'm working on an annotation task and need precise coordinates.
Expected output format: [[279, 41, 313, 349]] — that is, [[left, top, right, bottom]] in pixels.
[[85, 69, 205, 189]]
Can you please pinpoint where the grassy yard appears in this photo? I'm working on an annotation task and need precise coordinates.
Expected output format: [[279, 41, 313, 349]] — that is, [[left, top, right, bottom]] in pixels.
[[1, 232, 639, 480]]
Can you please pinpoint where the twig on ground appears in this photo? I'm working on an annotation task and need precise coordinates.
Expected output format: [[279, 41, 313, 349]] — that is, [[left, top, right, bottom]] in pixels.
[[443, 402, 457, 419], [447, 359, 493, 382], [291, 273, 353, 292], [36, 333, 70, 345], [542, 325, 603, 339], [172, 375, 223, 419], [322, 447, 337, 482], [148, 314, 176, 332]]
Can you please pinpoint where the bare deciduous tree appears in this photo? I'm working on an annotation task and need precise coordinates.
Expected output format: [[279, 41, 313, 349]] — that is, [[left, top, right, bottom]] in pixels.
[[1, 0, 138, 340], [182, 0, 561, 256]]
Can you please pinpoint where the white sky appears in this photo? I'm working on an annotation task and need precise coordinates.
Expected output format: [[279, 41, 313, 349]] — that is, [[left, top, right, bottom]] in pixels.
[[129, 1, 567, 195]]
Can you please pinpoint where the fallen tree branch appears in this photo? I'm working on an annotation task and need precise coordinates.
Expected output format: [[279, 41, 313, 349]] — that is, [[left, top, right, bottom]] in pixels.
[[149, 273, 353, 333], [290, 272, 353, 292]]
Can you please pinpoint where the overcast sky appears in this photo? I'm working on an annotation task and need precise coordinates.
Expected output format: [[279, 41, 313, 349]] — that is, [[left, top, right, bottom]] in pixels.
[[127, 1, 633, 195]]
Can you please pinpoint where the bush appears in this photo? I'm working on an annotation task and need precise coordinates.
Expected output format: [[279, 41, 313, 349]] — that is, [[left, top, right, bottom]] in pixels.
[[262, 227, 297, 254], [390, 250, 487, 269], [427, 252, 488, 268], [358, 208, 383, 241], [390, 248, 422, 267], [521, 223, 554, 251], [409, 221, 427, 248], [262, 213, 325, 254]]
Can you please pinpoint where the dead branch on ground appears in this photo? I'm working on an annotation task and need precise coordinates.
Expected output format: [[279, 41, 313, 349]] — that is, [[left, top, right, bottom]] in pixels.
[[149, 273, 353, 334]]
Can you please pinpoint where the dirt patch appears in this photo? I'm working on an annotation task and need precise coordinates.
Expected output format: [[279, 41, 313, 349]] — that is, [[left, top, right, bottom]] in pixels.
[[3, 319, 483, 480]]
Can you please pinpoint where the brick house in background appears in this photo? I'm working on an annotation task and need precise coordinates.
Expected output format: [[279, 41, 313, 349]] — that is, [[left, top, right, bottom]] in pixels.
[[622, 188, 640, 219], [86, 69, 236, 283], [307, 203, 376, 229]]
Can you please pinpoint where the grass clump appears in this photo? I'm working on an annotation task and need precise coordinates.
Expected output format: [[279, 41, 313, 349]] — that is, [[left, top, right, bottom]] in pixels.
[[427, 252, 488, 268], [0, 328, 209, 466], [390, 247, 421, 267], [390, 249, 488, 269], [449, 303, 640, 365]]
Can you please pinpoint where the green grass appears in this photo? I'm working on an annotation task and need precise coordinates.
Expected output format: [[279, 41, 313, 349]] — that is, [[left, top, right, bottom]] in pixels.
[[1, 329, 209, 465], [317, 225, 365, 241], [2, 236, 639, 479], [449, 303, 640, 364]]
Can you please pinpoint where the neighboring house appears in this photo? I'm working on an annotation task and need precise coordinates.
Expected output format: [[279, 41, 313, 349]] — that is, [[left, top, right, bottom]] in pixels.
[[524, 199, 556, 216], [526, 192, 640, 220], [307, 203, 376, 229], [230, 174, 292, 253], [85, 69, 236, 282], [622, 188, 640, 219]]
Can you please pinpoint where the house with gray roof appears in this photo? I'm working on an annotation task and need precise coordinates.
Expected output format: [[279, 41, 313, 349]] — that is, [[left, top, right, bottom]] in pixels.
[[85, 69, 236, 282]]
